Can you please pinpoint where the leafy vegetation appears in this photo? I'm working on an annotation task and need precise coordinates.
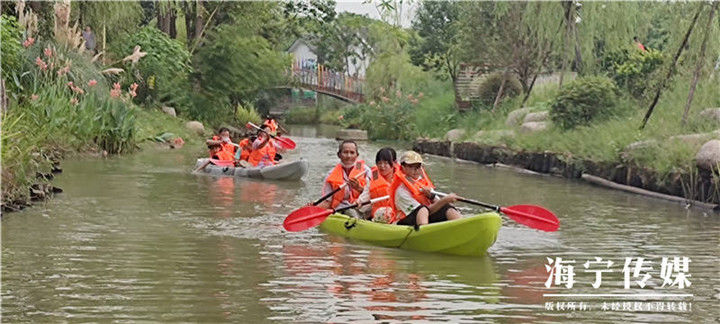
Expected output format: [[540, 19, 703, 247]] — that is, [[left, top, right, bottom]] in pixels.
[[549, 76, 620, 130]]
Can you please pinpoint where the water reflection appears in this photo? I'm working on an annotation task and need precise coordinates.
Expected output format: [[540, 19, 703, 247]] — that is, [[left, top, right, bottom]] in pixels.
[[266, 241, 501, 322]]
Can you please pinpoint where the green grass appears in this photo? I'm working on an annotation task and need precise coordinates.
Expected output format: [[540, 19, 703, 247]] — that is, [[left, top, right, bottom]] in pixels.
[[461, 75, 720, 175]]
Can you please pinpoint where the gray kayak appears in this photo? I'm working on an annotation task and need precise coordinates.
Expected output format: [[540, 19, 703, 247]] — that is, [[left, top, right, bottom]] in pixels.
[[194, 158, 308, 180]]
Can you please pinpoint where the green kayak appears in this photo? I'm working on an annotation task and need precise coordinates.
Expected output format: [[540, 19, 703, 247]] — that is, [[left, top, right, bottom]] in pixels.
[[318, 212, 502, 256]]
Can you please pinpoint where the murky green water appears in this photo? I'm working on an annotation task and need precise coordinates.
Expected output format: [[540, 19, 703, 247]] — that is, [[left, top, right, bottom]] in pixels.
[[2, 125, 718, 322]]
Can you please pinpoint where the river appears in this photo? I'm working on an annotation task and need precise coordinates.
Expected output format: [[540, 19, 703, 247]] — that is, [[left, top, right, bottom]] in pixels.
[[2, 125, 718, 322]]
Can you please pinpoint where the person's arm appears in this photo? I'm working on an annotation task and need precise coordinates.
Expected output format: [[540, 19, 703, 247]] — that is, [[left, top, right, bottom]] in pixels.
[[426, 193, 458, 214], [252, 136, 269, 150], [395, 185, 422, 216]]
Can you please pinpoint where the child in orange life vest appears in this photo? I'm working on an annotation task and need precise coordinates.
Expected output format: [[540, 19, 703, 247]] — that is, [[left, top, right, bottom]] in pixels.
[[363, 147, 398, 223], [318, 140, 372, 219], [237, 135, 253, 161], [206, 127, 237, 156], [248, 125, 279, 167], [390, 151, 462, 226], [208, 142, 235, 161]]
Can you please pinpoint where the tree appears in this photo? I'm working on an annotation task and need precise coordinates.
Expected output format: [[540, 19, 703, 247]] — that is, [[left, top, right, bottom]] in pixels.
[[408, 0, 461, 83]]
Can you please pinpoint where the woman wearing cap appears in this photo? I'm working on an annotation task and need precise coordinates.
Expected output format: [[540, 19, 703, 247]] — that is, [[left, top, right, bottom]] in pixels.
[[389, 151, 462, 226]]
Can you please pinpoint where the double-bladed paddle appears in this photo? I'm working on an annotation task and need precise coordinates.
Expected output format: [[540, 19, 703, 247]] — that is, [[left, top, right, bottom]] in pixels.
[[246, 122, 296, 150], [283, 196, 389, 232], [432, 190, 559, 232], [311, 171, 366, 206]]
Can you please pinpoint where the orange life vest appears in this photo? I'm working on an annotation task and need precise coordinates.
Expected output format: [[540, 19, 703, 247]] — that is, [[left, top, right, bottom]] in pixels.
[[389, 167, 435, 224], [264, 119, 278, 134], [369, 166, 393, 217], [238, 138, 251, 161], [211, 149, 235, 161], [248, 138, 276, 167], [326, 160, 368, 209], [212, 135, 237, 155]]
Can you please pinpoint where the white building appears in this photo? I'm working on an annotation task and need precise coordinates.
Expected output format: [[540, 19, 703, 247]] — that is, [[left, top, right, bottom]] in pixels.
[[287, 38, 368, 77]]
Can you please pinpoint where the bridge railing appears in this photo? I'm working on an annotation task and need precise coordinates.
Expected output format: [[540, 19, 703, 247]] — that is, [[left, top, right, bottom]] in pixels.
[[290, 59, 365, 103]]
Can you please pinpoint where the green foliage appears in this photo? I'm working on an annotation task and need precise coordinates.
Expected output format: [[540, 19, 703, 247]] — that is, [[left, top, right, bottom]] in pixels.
[[1, 15, 23, 86], [114, 26, 192, 109], [71, 1, 143, 45], [604, 48, 664, 98], [235, 102, 262, 125], [194, 25, 290, 121], [475, 72, 523, 107], [550, 76, 619, 130], [408, 1, 461, 80], [345, 89, 421, 140]]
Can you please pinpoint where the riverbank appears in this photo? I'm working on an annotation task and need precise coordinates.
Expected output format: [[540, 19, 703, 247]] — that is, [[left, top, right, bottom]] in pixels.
[[413, 139, 720, 210], [1, 108, 205, 213]]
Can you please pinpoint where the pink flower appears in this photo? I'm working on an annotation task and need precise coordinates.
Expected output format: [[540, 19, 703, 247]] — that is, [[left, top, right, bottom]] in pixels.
[[70, 97, 78, 105], [338, 115, 344, 120], [369, 101, 376, 106], [129, 90, 137, 98], [113, 83, 121, 90], [88, 79, 97, 87], [72, 86, 84, 94], [67, 81, 74, 87], [110, 88, 121, 98], [410, 99, 419, 105], [44, 47, 53, 58], [129, 83, 138, 91], [57, 65, 70, 76], [35, 57, 47, 71], [30, 94, 39, 101], [381, 96, 390, 103], [379, 87, 385, 93], [407, 94, 414, 100], [417, 92, 424, 99], [23, 37, 35, 48]]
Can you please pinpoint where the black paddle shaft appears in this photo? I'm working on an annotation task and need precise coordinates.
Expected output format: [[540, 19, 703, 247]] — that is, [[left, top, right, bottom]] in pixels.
[[434, 190, 500, 211], [313, 187, 341, 206], [457, 197, 500, 211]]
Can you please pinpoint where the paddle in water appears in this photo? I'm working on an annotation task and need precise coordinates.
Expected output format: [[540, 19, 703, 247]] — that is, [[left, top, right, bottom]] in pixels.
[[246, 122, 296, 150], [284, 196, 389, 232], [432, 190, 559, 232]]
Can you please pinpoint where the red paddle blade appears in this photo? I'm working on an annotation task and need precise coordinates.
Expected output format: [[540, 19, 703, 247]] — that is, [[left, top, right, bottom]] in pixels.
[[283, 206, 334, 232], [500, 205, 559, 232], [275, 136, 296, 150]]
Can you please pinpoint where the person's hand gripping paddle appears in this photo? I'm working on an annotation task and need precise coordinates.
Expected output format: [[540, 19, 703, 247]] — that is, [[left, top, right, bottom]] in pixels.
[[432, 190, 559, 232], [246, 122, 296, 150]]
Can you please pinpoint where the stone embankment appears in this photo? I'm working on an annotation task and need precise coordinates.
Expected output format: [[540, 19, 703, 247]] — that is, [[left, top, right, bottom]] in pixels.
[[413, 140, 720, 210]]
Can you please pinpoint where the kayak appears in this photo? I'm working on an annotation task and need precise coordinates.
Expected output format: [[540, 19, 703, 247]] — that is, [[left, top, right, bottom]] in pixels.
[[194, 158, 308, 180], [318, 212, 502, 256]]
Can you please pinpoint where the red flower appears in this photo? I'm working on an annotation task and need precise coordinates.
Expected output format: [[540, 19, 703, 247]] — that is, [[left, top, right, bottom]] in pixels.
[[35, 57, 48, 71], [23, 37, 35, 48], [88, 79, 97, 87]]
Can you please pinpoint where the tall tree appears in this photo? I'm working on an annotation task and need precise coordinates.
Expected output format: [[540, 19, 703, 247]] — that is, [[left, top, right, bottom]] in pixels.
[[409, 0, 461, 83]]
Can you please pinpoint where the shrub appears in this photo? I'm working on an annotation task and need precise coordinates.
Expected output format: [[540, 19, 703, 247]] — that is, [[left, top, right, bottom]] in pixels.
[[603, 48, 664, 98], [235, 102, 262, 125], [285, 106, 319, 124], [1, 15, 23, 90], [474, 72, 523, 107], [351, 90, 420, 140], [114, 27, 192, 109], [549, 76, 619, 130]]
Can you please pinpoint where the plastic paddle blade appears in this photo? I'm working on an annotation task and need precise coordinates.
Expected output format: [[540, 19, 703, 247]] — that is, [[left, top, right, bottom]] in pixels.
[[275, 137, 296, 150], [500, 205, 560, 232], [283, 206, 334, 232]]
